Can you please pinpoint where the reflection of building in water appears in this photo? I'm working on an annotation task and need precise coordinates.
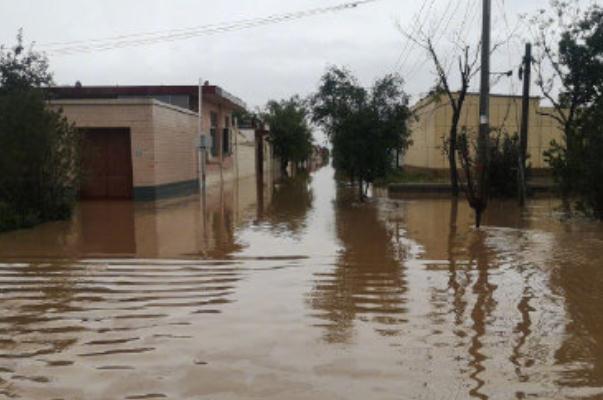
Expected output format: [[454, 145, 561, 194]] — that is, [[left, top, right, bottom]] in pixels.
[[391, 196, 589, 398], [79, 201, 137, 256], [309, 188, 408, 343], [0, 175, 273, 259]]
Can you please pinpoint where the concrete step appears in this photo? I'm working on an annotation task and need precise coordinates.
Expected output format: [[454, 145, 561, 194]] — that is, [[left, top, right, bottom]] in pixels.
[[388, 181, 555, 194]]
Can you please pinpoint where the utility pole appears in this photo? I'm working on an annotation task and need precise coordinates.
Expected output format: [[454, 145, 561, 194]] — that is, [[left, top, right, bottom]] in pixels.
[[475, 0, 491, 228], [198, 77, 206, 192], [518, 43, 532, 206]]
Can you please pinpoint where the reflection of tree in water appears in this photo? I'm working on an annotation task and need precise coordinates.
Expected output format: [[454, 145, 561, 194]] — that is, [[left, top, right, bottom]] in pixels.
[[309, 187, 407, 343], [447, 199, 469, 328], [412, 199, 498, 399], [465, 230, 497, 400], [204, 207, 244, 258], [445, 201, 561, 399], [262, 172, 314, 238]]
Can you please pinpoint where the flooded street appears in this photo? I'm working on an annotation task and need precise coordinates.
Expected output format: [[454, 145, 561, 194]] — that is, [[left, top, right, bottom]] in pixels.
[[1, 167, 603, 399]]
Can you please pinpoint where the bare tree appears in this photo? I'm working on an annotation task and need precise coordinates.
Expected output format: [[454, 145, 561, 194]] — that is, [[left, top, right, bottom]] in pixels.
[[455, 128, 486, 227], [398, 26, 481, 197], [528, 1, 588, 137]]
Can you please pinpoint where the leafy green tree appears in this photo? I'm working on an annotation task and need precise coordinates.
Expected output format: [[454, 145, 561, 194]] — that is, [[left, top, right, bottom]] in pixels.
[[530, 2, 603, 199], [311, 66, 411, 200], [571, 98, 603, 218], [232, 108, 256, 128], [546, 96, 603, 218], [262, 96, 313, 175], [0, 31, 79, 231]]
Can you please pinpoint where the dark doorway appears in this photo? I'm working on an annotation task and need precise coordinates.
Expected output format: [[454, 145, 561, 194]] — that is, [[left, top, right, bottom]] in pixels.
[[80, 128, 133, 199]]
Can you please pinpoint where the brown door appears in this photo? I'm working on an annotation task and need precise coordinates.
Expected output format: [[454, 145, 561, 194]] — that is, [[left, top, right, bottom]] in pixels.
[[80, 128, 133, 199]]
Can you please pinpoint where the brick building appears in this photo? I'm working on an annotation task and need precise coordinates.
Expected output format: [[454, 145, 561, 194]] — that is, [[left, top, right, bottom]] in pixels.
[[402, 92, 564, 174], [49, 84, 249, 200]]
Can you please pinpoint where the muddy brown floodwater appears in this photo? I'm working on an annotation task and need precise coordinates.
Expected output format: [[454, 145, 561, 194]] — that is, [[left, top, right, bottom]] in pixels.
[[1, 167, 603, 399]]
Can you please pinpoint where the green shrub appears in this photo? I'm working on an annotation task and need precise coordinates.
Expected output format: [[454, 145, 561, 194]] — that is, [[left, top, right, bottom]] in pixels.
[[455, 128, 528, 199], [546, 99, 603, 218], [0, 32, 79, 232], [488, 131, 529, 198]]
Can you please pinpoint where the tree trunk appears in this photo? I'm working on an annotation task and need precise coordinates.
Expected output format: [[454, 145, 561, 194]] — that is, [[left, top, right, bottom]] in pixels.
[[358, 179, 364, 202], [562, 120, 577, 197], [475, 208, 482, 228], [449, 118, 460, 197], [396, 149, 400, 169]]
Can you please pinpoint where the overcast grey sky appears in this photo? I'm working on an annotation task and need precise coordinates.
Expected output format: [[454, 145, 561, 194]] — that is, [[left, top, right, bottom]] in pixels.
[[0, 0, 594, 112]]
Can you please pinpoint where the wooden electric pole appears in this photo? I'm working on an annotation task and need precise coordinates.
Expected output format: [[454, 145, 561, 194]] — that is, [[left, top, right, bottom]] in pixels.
[[475, 0, 491, 228], [518, 43, 532, 206]]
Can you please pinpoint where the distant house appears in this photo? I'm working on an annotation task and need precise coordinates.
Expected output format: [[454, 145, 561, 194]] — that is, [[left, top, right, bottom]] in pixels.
[[49, 84, 251, 200], [402, 92, 564, 174], [236, 118, 277, 180]]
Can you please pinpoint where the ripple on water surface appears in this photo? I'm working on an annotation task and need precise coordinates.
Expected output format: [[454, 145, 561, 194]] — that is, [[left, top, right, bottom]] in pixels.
[[0, 259, 246, 399], [2, 169, 603, 399]]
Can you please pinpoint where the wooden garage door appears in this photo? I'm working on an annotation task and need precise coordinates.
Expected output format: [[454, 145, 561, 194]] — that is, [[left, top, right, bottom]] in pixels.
[[80, 128, 133, 199]]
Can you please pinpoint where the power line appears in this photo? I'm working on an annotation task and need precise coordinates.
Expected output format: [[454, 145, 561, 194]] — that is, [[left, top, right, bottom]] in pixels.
[[455, 0, 479, 42], [41, 0, 382, 56], [394, 0, 438, 74], [495, 0, 523, 129], [437, 0, 480, 81], [403, 0, 480, 107], [391, 0, 431, 72], [403, 0, 456, 78], [46, 1, 378, 55], [403, 0, 464, 81], [431, 0, 457, 43]]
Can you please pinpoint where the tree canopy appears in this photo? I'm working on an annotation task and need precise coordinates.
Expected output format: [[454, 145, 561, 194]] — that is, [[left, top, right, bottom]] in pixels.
[[311, 66, 412, 199], [0, 31, 79, 231], [262, 96, 313, 174], [532, 2, 603, 216]]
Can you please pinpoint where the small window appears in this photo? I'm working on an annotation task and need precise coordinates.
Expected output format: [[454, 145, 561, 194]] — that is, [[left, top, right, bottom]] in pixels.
[[210, 112, 218, 157], [223, 128, 230, 155], [223, 116, 231, 155]]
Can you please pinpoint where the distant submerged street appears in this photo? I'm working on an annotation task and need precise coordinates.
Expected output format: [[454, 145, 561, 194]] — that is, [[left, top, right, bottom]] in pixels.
[[1, 167, 603, 399]]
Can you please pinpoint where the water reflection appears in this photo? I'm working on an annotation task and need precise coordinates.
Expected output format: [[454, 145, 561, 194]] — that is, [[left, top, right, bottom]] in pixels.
[[0, 175, 273, 399], [80, 201, 137, 256], [466, 230, 496, 400], [309, 186, 407, 343], [260, 171, 314, 237], [1, 167, 603, 399], [0, 259, 244, 399], [382, 195, 603, 398], [0, 176, 268, 260]]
